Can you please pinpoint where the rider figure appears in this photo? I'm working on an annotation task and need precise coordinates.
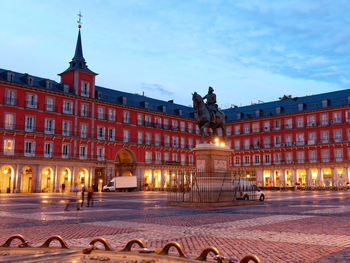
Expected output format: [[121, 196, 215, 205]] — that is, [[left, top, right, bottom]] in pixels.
[[203, 86, 218, 124]]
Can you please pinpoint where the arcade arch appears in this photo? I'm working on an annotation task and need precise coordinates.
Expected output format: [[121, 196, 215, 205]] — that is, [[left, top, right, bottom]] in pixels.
[[115, 149, 136, 177], [0, 165, 14, 193], [77, 168, 89, 188], [41, 167, 54, 192], [59, 168, 71, 192], [21, 166, 33, 193]]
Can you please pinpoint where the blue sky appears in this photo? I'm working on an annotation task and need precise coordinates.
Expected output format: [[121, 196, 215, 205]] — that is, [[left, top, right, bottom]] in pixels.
[[1, 0, 350, 109]]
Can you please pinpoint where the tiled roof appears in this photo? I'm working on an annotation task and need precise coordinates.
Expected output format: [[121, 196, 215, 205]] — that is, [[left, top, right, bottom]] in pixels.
[[1, 68, 350, 122]]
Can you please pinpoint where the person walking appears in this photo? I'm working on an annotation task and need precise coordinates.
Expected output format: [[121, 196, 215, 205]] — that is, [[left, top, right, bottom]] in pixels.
[[81, 185, 86, 208], [65, 184, 80, 211], [87, 186, 94, 207]]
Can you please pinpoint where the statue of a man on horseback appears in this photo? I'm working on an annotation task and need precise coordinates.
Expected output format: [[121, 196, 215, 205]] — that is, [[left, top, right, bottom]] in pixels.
[[192, 87, 226, 143]]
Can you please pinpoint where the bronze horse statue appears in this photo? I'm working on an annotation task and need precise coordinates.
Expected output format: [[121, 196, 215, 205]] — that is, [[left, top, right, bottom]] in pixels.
[[192, 92, 227, 143]]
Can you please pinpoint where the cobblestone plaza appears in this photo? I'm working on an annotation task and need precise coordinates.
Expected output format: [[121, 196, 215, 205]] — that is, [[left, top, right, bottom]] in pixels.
[[1, 191, 350, 262]]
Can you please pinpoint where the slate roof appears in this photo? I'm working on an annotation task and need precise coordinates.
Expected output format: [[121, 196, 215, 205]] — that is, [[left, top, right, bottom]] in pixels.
[[1, 67, 350, 122]]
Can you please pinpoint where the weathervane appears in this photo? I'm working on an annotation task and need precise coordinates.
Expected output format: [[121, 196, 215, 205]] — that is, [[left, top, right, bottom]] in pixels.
[[77, 11, 83, 28]]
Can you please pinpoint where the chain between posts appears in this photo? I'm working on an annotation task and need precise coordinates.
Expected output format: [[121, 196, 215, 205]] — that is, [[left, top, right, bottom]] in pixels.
[[0, 234, 261, 262]]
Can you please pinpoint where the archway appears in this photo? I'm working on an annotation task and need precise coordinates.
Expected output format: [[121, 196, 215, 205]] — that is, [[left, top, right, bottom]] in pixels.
[[21, 166, 33, 193], [144, 169, 152, 190], [322, 168, 332, 187], [263, 170, 271, 187], [59, 168, 71, 192], [297, 169, 306, 186], [115, 149, 136, 177], [77, 168, 89, 188], [285, 170, 291, 187], [0, 165, 13, 193], [41, 167, 53, 192]]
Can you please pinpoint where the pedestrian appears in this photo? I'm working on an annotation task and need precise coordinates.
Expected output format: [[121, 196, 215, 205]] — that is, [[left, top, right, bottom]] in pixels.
[[61, 183, 65, 193], [81, 185, 86, 208], [65, 184, 80, 211], [87, 186, 94, 207]]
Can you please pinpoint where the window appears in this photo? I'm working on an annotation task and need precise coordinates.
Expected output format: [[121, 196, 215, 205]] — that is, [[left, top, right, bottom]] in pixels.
[[188, 155, 194, 165], [263, 121, 270, 132], [79, 145, 88, 160], [273, 152, 281, 164], [296, 116, 304, 128], [181, 154, 186, 165], [137, 131, 143, 144], [234, 140, 240, 150], [180, 137, 186, 148], [44, 142, 53, 158], [285, 152, 292, 164], [145, 132, 152, 145], [274, 135, 281, 147], [296, 133, 305, 145], [276, 106, 282, 114], [188, 123, 193, 133], [322, 99, 329, 108], [137, 114, 143, 125], [62, 100, 73, 114], [321, 149, 330, 162], [243, 155, 251, 166], [332, 111, 341, 124], [346, 110, 350, 123], [164, 134, 170, 147], [263, 136, 270, 148], [155, 133, 161, 146], [264, 154, 271, 164], [62, 143, 71, 158], [80, 103, 89, 117], [273, 119, 281, 130], [320, 130, 329, 143], [44, 118, 55, 134], [180, 121, 185, 132], [164, 152, 169, 162], [195, 125, 200, 135], [155, 152, 162, 164], [97, 146, 105, 161], [24, 140, 35, 157], [234, 125, 241, 135], [145, 115, 152, 126], [333, 129, 343, 142], [4, 113, 15, 130], [347, 128, 350, 141], [81, 81, 89, 97], [3, 138, 14, 155], [226, 126, 232, 136], [5, 89, 16, 105], [298, 103, 304, 111], [172, 136, 179, 148], [188, 138, 193, 149], [234, 156, 241, 166], [172, 153, 178, 162], [172, 120, 178, 130], [285, 134, 292, 146], [62, 120, 71, 136], [307, 115, 316, 127], [308, 131, 316, 145], [45, 97, 55, 111], [108, 127, 115, 141], [244, 138, 250, 150], [320, 113, 329, 126], [163, 118, 169, 129], [253, 154, 260, 165], [285, 118, 292, 129], [252, 122, 260, 133], [80, 123, 88, 138], [97, 125, 105, 140], [145, 151, 152, 163], [123, 129, 129, 143], [309, 150, 317, 163], [296, 151, 305, 163], [26, 93, 37, 108], [97, 107, 105, 120], [123, 111, 130, 123], [154, 117, 162, 128], [334, 148, 343, 162], [253, 137, 260, 149], [243, 123, 250, 134]]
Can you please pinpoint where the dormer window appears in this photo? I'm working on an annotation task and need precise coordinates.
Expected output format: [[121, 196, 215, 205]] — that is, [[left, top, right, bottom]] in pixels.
[[27, 76, 34, 86], [159, 105, 166, 113], [348, 96, 350, 104], [255, 109, 262, 117], [322, 99, 329, 108], [7, 71, 14, 82], [63, 84, 70, 93], [81, 81, 89, 97], [119, 96, 127, 105], [298, 103, 304, 111], [140, 101, 149, 109], [46, 80, 52, 89], [276, 106, 283, 114], [236, 112, 242, 120], [175, 109, 182, 116]]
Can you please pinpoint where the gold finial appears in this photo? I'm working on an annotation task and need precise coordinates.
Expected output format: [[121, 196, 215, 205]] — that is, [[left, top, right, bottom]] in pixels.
[[77, 11, 83, 28]]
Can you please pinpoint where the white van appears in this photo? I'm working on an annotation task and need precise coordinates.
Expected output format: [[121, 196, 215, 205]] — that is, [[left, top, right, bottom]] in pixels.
[[103, 176, 137, 192], [233, 180, 265, 201]]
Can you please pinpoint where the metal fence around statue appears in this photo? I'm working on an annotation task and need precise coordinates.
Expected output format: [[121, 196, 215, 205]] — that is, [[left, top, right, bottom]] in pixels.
[[167, 170, 261, 204]]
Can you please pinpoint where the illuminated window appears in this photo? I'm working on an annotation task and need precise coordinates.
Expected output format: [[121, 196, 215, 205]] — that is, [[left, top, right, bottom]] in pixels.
[[3, 138, 14, 155]]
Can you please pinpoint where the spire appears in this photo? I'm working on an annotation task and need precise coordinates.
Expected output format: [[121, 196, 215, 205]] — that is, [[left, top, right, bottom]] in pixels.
[[61, 12, 96, 74]]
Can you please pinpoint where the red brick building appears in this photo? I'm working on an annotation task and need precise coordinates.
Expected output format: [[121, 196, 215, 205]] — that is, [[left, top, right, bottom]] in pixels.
[[1, 27, 350, 193]]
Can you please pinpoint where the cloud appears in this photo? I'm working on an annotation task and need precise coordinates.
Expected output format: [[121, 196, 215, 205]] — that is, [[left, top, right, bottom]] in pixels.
[[140, 83, 174, 97]]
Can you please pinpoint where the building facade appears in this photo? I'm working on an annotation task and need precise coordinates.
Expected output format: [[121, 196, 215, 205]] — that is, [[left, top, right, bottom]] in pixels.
[[1, 27, 350, 193]]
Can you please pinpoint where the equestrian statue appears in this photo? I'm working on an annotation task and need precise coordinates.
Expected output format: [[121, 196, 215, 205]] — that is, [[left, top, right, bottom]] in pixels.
[[192, 87, 226, 143]]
